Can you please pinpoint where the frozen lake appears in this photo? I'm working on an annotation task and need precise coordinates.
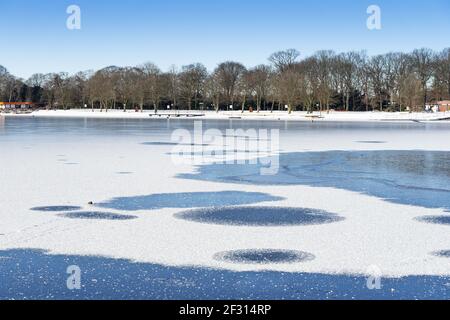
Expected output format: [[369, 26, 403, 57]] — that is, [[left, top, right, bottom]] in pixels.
[[1, 116, 450, 299]]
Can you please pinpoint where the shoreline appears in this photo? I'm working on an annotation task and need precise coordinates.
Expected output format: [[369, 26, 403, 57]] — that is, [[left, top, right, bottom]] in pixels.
[[2, 109, 450, 123]]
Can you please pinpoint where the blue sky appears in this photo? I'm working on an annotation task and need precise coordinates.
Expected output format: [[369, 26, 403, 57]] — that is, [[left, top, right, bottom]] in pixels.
[[1, 0, 449, 79]]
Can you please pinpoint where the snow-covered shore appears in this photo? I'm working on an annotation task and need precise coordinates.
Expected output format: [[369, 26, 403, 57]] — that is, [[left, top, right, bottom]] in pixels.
[[3, 109, 450, 122]]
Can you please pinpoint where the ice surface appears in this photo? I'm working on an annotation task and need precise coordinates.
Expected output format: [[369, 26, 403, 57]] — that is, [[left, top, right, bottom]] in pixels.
[[180, 150, 450, 210], [1, 116, 450, 300], [1, 249, 449, 300]]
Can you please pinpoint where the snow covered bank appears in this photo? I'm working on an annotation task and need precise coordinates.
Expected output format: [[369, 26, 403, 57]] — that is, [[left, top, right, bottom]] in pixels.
[[4, 109, 450, 122]]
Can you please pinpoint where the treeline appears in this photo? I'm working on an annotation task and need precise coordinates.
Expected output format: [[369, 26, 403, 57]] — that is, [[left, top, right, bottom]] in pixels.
[[0, 48, 449, 113]]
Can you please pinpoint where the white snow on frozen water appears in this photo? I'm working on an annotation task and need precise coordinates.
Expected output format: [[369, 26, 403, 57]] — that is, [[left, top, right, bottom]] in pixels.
[[0, 117, 450, 278]]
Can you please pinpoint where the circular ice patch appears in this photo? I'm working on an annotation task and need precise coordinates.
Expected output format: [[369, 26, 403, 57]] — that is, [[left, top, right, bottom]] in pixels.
[[58, 211, 137, 220], [175, 206, 344, 226], [416, 216, 450, 225], [31, 206, 82, 212], [214, 249, 315, 264]]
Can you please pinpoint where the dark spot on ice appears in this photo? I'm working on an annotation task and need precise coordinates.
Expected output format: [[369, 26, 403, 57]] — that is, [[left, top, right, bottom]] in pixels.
[[416, 216, 450, 225], [167, 149, 258, 157], [223, 135, 270, 142], [432, 250, 450, 258], [97, 191, 284, 211], [116, 172, 133, 175], [355, 141, 387, 144], [31, 206, 82, 212], [142, 142, 209, 146], [175, 206, 344, 227], [214, 249, 315, 265], [58, 211, 137, 220]]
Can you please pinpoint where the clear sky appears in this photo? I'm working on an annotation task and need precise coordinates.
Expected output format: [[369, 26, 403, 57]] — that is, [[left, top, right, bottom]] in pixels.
[[1, 0, 449, 79]]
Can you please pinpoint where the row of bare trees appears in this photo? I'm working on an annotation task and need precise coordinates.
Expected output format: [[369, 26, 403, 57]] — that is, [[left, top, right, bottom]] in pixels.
[[1, 48, 449, 113]]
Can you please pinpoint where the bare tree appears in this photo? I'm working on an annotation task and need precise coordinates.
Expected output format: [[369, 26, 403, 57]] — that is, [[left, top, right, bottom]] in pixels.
[[214, 61, 246, 109], [386, 53, 412, 111], [167, 65, 180, 108], [179, 63, 207, 110], [411, 48, 436, 107], [367, 55, 386, 111], [275, 64, 303, 114], [248, 65, 271, 112], [299, 58, 319, 113], [237, 70, 256, 112], [204, 72, 222, 113], [329, 52, 360, 111], [399, 73, 422, 112], [88, 68, 115, 111], [269, 49, 301, 72], [433, 48, 450, 100], [115, 67, 138, 111], [141, 62, 161, 112], [314, 51, 335, 112]]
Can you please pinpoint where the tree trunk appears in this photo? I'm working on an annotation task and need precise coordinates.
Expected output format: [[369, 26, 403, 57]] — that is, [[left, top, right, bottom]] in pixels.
[[423, 84, 427, 108], [346, 92, 350, 111], [215, 97, 220, 113], [288, 103, 293, 114]]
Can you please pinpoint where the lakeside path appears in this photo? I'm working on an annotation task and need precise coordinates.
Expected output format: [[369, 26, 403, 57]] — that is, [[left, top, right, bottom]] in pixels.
[[3, 109, 450, 122]]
